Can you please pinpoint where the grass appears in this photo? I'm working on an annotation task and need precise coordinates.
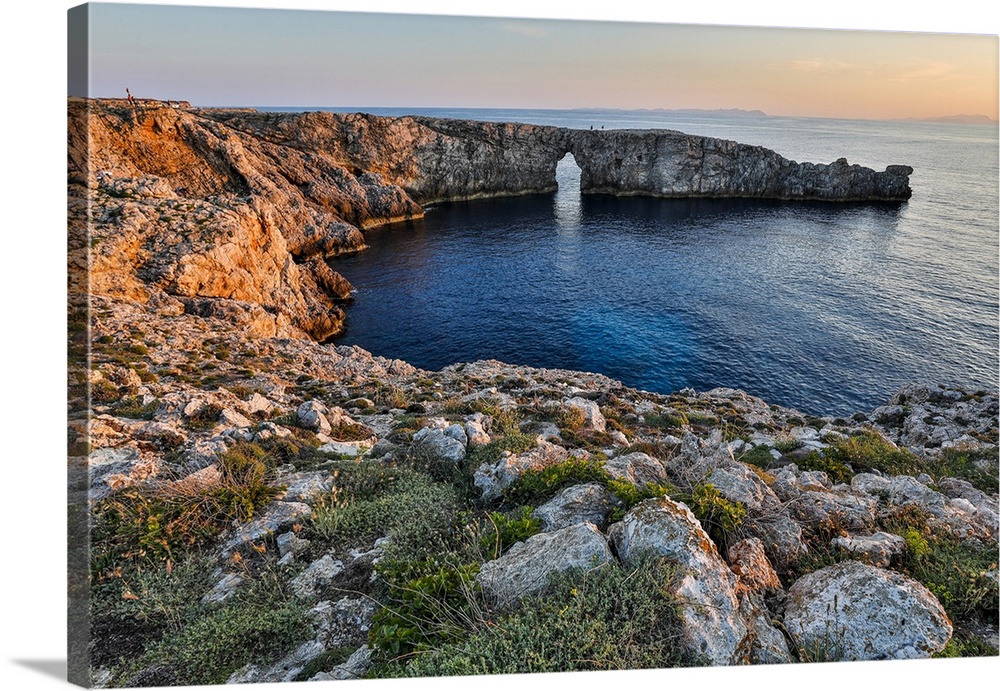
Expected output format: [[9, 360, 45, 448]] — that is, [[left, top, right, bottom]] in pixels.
[[881, 506, 999, 627], [111, 396, 159, 420], [478, 507, 542, 560], [793, 431, 999, 494]]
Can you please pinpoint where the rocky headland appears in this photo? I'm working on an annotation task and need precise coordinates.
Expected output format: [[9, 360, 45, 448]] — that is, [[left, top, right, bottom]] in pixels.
[[68, 99, 994, 687]]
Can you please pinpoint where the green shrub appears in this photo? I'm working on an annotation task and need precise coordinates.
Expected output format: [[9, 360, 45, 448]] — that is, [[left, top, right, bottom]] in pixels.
[[92, 378, 121, 404], [137, 574, 310, 685], [825, 430, 919, 477], [644, 410, 689, 430], [737, 445, 776, 470], [92, 442, 281, 568], [255, 434, 325, 471], [369, 562, 483, 661], [309, 467, 461, 562], [184, 403, 224, 430], [478, 507, 541, 559], [934, 634, 999, 658], [795, 449, 854, 485], [501, 457, 607, 506], [208, 442, 283, 522], [605, 478, 674, 521], [881, 506, 998, 627], [936, 447, 999, 494], [773, 439, 804, 454], [679, 483, 746, 549], [112, 396, 159, 420], [375, 556, 697, 677]]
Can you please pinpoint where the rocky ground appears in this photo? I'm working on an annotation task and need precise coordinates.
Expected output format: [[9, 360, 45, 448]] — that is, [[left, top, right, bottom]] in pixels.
[[69, 99, 998, 687]]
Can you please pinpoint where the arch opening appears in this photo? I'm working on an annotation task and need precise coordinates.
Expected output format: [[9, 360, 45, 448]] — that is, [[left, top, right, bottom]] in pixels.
[[554, 152, 582, 229]]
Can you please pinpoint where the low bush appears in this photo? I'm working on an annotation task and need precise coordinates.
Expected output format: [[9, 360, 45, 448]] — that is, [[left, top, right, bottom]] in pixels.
[[935, 447, 999, 494], [309, 465, 461, 563], [501, 458, 607, 506], [478, 507, 541, 559], [111, 396, 159, 420], [135, 571, 310, 686], [824, 430, 919, 477], [678, 483, 746, 549], [93, 442, 282, 568], [369, 562, 484, 661], [375, 556, 697, 677]]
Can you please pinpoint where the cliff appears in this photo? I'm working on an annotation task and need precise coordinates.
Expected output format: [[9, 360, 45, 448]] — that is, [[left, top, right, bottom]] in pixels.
[[69, 99, 913, 342]]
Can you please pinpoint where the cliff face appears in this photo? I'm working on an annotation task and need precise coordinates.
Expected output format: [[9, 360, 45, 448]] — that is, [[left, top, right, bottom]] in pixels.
[[69, 100, 913, 341], [569, 129, 913, 201]]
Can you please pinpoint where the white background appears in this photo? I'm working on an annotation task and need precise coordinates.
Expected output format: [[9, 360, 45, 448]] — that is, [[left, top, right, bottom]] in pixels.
[[1, 1, 997, 690]]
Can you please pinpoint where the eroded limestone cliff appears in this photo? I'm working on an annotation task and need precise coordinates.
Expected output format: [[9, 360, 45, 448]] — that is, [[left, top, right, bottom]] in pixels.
[[69, 99, 912, 341]]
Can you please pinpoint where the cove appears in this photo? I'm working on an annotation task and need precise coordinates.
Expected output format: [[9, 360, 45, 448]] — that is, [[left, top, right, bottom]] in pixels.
[[327, 154, 943, 417]]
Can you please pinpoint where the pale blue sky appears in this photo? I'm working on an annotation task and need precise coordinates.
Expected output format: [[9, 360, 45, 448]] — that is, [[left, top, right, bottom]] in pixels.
[[81, 2, 999, 119]]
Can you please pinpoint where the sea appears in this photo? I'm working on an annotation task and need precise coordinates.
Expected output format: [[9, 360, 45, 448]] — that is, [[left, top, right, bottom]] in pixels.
[[277, 107, 999, 417]]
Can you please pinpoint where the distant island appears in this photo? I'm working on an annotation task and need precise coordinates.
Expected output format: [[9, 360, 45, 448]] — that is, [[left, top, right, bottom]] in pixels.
[[907, 114, 998, 125]]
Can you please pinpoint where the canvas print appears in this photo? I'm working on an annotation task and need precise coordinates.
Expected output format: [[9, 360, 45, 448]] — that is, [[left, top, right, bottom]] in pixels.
[[67, 2, 999, 687]]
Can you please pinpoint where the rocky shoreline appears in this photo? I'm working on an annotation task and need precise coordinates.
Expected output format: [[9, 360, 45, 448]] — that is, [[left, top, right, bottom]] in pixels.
[[68, 99, 996, 686]]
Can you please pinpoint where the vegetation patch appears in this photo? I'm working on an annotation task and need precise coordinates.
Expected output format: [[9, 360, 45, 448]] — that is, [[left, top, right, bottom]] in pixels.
[[133, 571, 310, 686], [478, 507, 542, 560], [501, 458, 608, 506], [93, 442, 282, 569], [373, 556, 697, 677], [309, 464, 461, 563]]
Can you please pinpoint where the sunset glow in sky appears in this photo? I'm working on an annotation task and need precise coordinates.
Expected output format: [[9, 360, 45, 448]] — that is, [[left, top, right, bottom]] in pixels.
[[81, 2, 998, 121]]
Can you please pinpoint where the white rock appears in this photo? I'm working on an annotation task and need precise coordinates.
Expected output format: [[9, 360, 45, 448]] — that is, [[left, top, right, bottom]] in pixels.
[[608, 498, 748, 665], [290, 554, 345, 599], [201, 573, 243, 605], [565, 397, 606, 433], [412, 426, 466, 463], [317, 440, 371, 458], [477, 522, 612, 608], [532, 483, 621, 532], [297, 400, 331, 434], [603, 451, 667, 488], [784, 561, 952, 660], [831, 532, 905, 568]]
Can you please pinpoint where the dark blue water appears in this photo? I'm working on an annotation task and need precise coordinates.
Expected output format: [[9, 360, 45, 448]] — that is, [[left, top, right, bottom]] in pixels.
[[326, 109, 999, 416]]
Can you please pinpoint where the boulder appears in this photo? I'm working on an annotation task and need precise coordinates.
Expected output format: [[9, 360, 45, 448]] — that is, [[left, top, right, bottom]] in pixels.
[[413, 425, 466, 463], [831, 532, 905, 568], [565, 396, 606, 433], [608, 498, 749, 665], [789, 489, 876, 532], [297, 400, 331, 434], [310, 646, 372, 681], [784, 561, 952, 660], [532, 483, 622, 532], [317, 440, 371, 458], [477, 522, 612, 608], [727, 537, 782, 593], [290, 554, 345, 599], [603, 451, 668, 488]]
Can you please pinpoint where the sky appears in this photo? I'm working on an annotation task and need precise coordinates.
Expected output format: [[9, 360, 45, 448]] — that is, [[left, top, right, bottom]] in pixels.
[[76, 1, 999, 121]]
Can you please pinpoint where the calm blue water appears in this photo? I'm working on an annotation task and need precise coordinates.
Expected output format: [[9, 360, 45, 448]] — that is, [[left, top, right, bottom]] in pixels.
[[323, 108, 999, 416]]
